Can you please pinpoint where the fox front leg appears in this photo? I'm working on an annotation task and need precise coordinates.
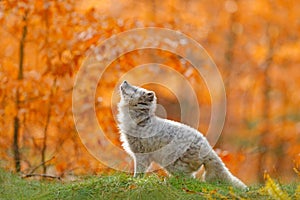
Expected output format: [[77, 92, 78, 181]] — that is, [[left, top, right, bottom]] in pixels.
[[133, 154, 151, 177]]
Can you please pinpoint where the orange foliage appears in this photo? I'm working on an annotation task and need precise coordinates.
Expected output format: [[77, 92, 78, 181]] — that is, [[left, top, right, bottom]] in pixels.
[[0, 0, 299, 184]]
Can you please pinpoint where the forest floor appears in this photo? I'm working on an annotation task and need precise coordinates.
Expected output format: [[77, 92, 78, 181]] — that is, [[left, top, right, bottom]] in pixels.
[[0, 168, 298, 200]]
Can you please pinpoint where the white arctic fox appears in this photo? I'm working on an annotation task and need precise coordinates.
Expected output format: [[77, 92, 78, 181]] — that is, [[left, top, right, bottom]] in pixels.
[[117, 81, 247, 189]]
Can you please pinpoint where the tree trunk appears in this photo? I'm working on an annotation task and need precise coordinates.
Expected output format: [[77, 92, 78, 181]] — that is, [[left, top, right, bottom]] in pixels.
[[41, 78, 56, 174], [220, 0, 238, 147], [13, 11, 28, 172], [257, 25, 274, 182], [40, 4, 51, 175]]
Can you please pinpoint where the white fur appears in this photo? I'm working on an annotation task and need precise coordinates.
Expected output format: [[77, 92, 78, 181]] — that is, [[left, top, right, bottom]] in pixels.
[[117, 81, 247, 189]]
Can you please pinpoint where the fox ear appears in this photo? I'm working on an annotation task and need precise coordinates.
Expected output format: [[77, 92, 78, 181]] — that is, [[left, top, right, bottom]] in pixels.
[[146, 92, 154, 101]]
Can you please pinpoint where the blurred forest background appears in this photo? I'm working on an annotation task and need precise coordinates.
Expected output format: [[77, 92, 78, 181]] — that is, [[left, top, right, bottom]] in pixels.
[[0, 0, 299, 184]]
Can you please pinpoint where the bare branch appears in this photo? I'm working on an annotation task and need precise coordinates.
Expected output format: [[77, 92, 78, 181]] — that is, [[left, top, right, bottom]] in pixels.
[[21, 173, 61, 180], [27, 156, 55, 175]]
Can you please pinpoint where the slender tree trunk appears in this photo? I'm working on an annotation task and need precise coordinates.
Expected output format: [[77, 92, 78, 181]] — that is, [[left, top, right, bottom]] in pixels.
[[13, 11, 28, 173], [13, 115, 21, 172], [220, 1, 238, 147], [40, 5, 53, 174], [258, 25, 274, 182], [41, 78, 56, 174], [274, 82, 288, 177], [224, 11, 237, 85], [258, 62, 271, 182]]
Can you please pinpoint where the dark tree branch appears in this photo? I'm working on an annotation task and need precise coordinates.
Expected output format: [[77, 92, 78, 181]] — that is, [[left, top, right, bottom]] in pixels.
[[28, 156, 55, 175], [22, 173, 61, 180]]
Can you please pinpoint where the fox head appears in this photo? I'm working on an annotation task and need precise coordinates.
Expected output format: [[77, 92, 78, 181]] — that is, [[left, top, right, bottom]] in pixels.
[[119, 81, 157, 116]]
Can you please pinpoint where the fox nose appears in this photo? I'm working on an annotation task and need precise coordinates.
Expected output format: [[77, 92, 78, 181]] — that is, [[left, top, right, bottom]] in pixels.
[[123, 80, 128, 85]]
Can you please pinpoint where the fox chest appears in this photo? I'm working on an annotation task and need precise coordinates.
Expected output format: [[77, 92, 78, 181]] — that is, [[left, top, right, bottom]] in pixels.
[[125, 134, 170, 153]]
